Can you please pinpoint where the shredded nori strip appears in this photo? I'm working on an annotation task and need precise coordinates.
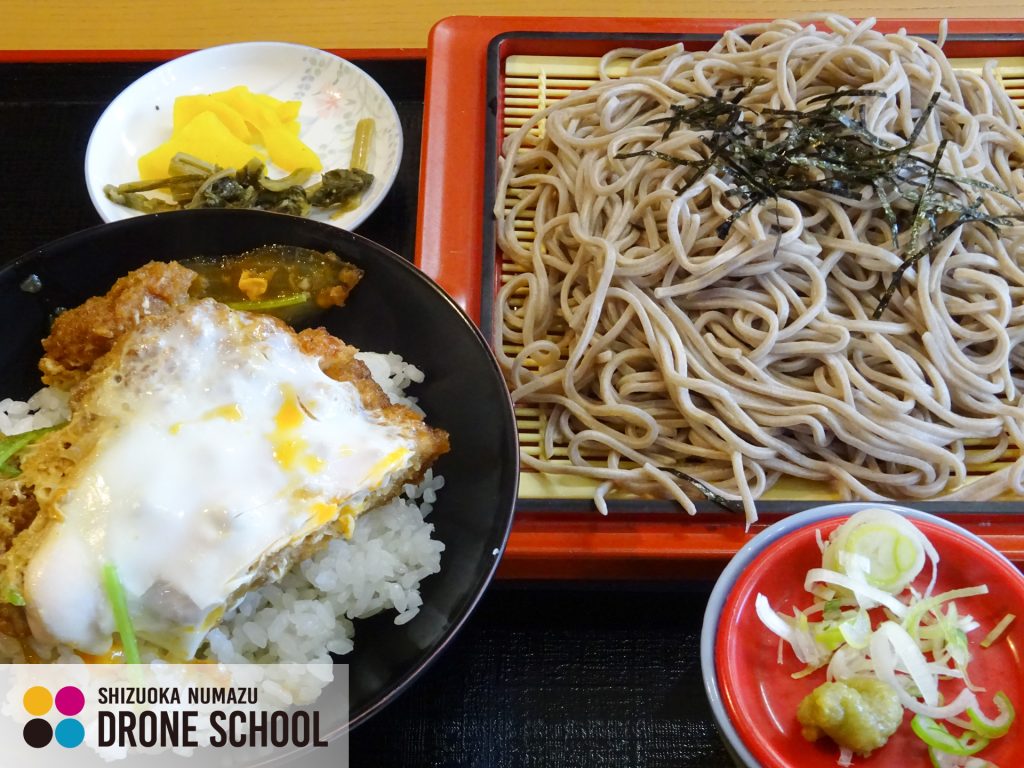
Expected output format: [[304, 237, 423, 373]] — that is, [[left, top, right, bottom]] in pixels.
[[662, 467, 745, 514], [615, 87, 1024, 318]]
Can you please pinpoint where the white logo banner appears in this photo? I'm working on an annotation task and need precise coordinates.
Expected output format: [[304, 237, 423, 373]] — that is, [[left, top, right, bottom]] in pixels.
[[0, 664, 349, 767]]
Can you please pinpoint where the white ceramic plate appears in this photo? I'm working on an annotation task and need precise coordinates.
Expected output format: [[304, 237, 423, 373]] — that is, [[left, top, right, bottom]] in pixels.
[[85, 42, 403, 231]]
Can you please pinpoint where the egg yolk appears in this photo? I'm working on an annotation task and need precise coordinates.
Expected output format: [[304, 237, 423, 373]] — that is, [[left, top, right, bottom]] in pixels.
[[270, 386, 314, 471]]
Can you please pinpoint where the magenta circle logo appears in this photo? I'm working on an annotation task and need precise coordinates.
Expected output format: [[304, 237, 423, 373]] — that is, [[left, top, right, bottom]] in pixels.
[[55, 686, 85, 717]]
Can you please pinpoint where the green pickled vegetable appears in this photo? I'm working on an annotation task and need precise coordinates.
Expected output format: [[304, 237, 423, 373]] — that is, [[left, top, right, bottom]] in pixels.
[[184, 168, 258, 209], [350, 118, 375, 172], [102, 184, 178, 213], [254, 166, 313, 193], [105, 146, 374, 218], [307, 168, 374, 209], [255, 185, 311, 217]]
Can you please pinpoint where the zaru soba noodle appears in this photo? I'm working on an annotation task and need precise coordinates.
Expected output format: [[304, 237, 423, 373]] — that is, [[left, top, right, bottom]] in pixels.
[[494, 16, 1024, 523]]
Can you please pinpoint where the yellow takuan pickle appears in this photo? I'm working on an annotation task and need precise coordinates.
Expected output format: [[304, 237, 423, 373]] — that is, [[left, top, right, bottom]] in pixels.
[[138, 86, 320, 180], [172, 95, 252, 140], [214, 86, 321, 172], [137, 110, 259, 179]]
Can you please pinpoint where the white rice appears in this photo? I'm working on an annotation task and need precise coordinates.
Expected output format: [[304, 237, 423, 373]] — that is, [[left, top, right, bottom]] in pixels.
[[201, 467, 445, 664], [0, 351, 445, 665], [0, 387, 70, 435], [355, 351, 425, 412]]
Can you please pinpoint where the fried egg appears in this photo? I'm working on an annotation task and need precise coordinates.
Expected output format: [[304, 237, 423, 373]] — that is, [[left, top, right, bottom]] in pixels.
[[21, 300, 423, 659]]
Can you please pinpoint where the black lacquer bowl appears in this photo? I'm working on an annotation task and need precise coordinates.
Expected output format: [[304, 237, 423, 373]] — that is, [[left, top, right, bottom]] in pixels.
[[0, 208, 518, 733]]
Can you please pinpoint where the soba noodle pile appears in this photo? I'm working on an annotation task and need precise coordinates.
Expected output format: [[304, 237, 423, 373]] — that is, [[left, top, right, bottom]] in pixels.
[[494, 16, 1024, 522]]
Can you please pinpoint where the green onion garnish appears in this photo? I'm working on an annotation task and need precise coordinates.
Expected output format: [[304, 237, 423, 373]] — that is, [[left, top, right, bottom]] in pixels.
[[911, 715, 988, 756], [0, 424, 64, 477], [102, 564, 141, 665], [226, 291, 310, 312]]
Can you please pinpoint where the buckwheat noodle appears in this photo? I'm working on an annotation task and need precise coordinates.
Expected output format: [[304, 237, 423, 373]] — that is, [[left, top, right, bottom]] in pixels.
[[494, 16, 1024, 524]]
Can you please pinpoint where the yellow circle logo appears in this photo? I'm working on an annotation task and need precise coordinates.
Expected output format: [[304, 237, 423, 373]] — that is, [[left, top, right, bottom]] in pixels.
[[23, 686, 53, 717]]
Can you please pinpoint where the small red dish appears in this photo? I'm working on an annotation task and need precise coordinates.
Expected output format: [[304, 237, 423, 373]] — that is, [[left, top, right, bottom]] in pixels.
[[716, 517, 1024, 768]]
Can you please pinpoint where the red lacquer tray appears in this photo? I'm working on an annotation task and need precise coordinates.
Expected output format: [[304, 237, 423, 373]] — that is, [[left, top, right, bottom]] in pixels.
[[415, 16, 1024, 579]]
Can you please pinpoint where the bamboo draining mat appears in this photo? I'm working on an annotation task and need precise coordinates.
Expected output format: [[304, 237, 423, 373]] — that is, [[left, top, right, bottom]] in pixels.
[[500, 52, 1024, 502]]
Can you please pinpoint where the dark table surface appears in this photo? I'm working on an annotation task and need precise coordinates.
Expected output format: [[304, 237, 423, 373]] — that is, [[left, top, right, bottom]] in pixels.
[[0, 58, 733, 768], [349, 583, 732, 767]]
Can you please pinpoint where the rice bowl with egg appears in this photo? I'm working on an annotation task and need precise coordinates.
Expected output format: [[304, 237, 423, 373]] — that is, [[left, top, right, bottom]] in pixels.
[[0, 209, 520, 729], [0, 259, 449, 669]]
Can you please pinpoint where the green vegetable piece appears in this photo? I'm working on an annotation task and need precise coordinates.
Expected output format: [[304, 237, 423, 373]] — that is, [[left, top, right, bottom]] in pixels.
[[902, 586, 989, 645], [257, 167, 313, 193], [947, 625, 969, 667], [967, 692, 1016, 739], [226, 292, 311, 312], [911, 715, 989, 756], [186, 169, 258, 209], [3, 587, 25, 607], [167, 152, 219, 176], [981, 614, 1016, 648], [107, 174, 207, 195], [823, 599, 843, 620], [350, 118, 375, 172], [257, 185, 311, 217], [107, 135, 377, 218], [103, 184, 178, 214], [0, 424, 64, 478], [307, 168, 374, 208], [812, 623, 846, 652], [102, 564, 141, 665]]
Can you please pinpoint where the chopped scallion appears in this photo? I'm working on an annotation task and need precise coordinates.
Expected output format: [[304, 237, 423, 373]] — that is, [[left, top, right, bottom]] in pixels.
[[102, 564, 141, 665], [0, 424, 64, 477], [980, 613, 1016, 649], [226, 291, 310, 312]]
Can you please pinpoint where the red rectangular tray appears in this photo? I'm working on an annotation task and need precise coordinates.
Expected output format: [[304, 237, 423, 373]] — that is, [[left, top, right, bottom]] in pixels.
[[416, 16, 1024, 579]]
